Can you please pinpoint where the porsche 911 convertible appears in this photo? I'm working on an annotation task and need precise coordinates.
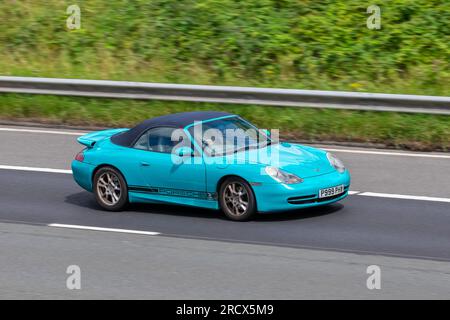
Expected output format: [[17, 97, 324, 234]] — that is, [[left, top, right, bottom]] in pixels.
[[72, 111, 350, 221]]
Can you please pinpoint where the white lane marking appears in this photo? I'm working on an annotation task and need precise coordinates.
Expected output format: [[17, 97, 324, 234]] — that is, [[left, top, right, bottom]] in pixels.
[[48, 224, 160, 236], [0, 127, 86, 136], [323, 148, 450, 159], [359, 192, 450, 203], [0, 165, 72, 174], [2, 165, 450, 204]]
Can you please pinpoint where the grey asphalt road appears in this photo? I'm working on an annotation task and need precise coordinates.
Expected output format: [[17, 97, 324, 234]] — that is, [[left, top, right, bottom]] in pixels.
[[1, 169, 450, 261], [1, 222, 449, 299], [0, 125, 449, 299], [1, 125, 449, 197]]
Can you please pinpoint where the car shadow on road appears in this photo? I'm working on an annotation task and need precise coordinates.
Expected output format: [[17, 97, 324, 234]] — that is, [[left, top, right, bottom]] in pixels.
[[65, 191, 344, 222], [255, 203, 344, 222], [65, 191, 226, 220]]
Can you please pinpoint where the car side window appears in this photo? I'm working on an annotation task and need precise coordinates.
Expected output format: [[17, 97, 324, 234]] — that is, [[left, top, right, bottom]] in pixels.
[[146, 127, 180, 154], [133, 132, 148, 150]]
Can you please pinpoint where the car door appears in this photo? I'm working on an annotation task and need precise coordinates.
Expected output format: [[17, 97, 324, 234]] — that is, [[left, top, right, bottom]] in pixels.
[[131, 126, 208, 201]]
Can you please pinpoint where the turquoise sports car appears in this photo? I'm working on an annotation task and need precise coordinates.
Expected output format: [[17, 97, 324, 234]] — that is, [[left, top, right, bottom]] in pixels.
[[72, 111, 350, 221]]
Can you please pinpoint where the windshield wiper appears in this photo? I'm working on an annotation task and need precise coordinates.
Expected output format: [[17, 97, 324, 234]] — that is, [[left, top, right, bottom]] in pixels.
[[263, 140, 272, 147], [233, 146, 249, 154], [233, 144, 262, 154]]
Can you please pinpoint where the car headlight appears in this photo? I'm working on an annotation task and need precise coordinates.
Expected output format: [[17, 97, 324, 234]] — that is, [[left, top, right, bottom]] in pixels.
[[265, 166, 303, 184], [327, 152, 345, 173]]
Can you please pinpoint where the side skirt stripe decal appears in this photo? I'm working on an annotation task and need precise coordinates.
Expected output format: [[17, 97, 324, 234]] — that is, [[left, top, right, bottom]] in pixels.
[[129, 185, 217, 201]]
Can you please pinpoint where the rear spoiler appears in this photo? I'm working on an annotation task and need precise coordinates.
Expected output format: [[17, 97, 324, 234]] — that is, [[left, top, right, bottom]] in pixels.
[[77, 128, 128, 148]]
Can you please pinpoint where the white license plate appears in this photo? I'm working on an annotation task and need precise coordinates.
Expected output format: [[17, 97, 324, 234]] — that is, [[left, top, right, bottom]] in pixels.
[[319, 185, 345, 198]]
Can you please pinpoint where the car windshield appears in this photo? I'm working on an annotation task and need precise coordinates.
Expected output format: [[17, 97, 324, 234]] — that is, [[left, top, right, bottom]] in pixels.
[[188, 116, 272, 156]]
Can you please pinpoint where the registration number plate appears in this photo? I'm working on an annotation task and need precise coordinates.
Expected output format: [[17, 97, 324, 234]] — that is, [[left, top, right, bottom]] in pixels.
[[319, 185, 345, 198]]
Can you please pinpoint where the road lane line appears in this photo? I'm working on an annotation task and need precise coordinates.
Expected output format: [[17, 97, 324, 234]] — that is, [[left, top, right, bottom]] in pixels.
[[0, 127, 86, 136], [359, 192, 450, 203], [348, 191, 360, 195], [323, 148, 450, 159], [48, 223, 160, 236], [0, 165, 72, 174]]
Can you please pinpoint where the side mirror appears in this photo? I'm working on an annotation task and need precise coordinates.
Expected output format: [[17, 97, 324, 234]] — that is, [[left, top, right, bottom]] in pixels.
[[175, 146, 194, 157]]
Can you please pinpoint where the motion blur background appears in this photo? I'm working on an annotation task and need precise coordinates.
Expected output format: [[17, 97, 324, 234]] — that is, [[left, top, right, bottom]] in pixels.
[[0, 0, 449, 150]]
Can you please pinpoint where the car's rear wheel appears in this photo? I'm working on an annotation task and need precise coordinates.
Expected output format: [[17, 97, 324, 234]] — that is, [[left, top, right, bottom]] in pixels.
[[219, 177, 256, 221], [93, 166, 128, 211]]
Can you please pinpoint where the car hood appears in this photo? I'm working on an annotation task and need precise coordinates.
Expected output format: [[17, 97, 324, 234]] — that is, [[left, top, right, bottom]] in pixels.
[[229, 142, 335, 178]]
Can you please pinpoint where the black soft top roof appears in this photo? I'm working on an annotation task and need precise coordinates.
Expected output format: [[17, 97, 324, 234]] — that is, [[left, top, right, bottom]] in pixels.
[[111, 111, 233, 147]]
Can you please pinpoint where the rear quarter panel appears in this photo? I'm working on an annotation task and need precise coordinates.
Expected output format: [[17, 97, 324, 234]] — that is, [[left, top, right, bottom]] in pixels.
[[83, 139, 147, 188]]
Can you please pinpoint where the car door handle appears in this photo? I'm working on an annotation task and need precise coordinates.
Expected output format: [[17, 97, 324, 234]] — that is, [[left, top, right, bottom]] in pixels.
[[140, 162, 150, 167]]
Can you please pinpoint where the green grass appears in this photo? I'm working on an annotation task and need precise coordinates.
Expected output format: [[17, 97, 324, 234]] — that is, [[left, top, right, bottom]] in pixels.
[[0, 94, 448, 151], [0, 0, 449, 95]]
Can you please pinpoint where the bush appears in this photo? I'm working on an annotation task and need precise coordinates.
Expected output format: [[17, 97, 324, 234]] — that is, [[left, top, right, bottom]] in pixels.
[[0, 0, 448, 94]]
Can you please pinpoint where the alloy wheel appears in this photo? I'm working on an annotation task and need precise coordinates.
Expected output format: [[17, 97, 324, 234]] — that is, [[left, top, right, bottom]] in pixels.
[[223, 182, 249, 216], [97, 171, 122, 206]]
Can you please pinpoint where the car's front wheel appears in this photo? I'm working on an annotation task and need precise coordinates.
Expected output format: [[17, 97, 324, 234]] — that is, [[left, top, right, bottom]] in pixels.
[[219, 177, 256, 221], [93, 166, 128, 211]]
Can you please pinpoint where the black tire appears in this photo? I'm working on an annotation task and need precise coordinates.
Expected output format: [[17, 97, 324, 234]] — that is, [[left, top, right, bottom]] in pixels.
[[93, 166, 128, 211], [219, 177, 257, 221]]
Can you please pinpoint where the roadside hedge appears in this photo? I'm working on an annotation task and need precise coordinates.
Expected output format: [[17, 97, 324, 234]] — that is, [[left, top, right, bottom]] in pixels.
[[0, 0, 448, 95]]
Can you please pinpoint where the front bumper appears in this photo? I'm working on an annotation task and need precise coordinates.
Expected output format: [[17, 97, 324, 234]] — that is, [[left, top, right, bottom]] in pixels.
[[253, 169, 351, 212]]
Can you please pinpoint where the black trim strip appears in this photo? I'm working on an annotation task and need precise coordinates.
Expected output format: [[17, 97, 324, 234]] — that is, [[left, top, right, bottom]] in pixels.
[[287, 194, 316, 201], [129, 185, 217, 201], [288, 192, 347, 204]]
